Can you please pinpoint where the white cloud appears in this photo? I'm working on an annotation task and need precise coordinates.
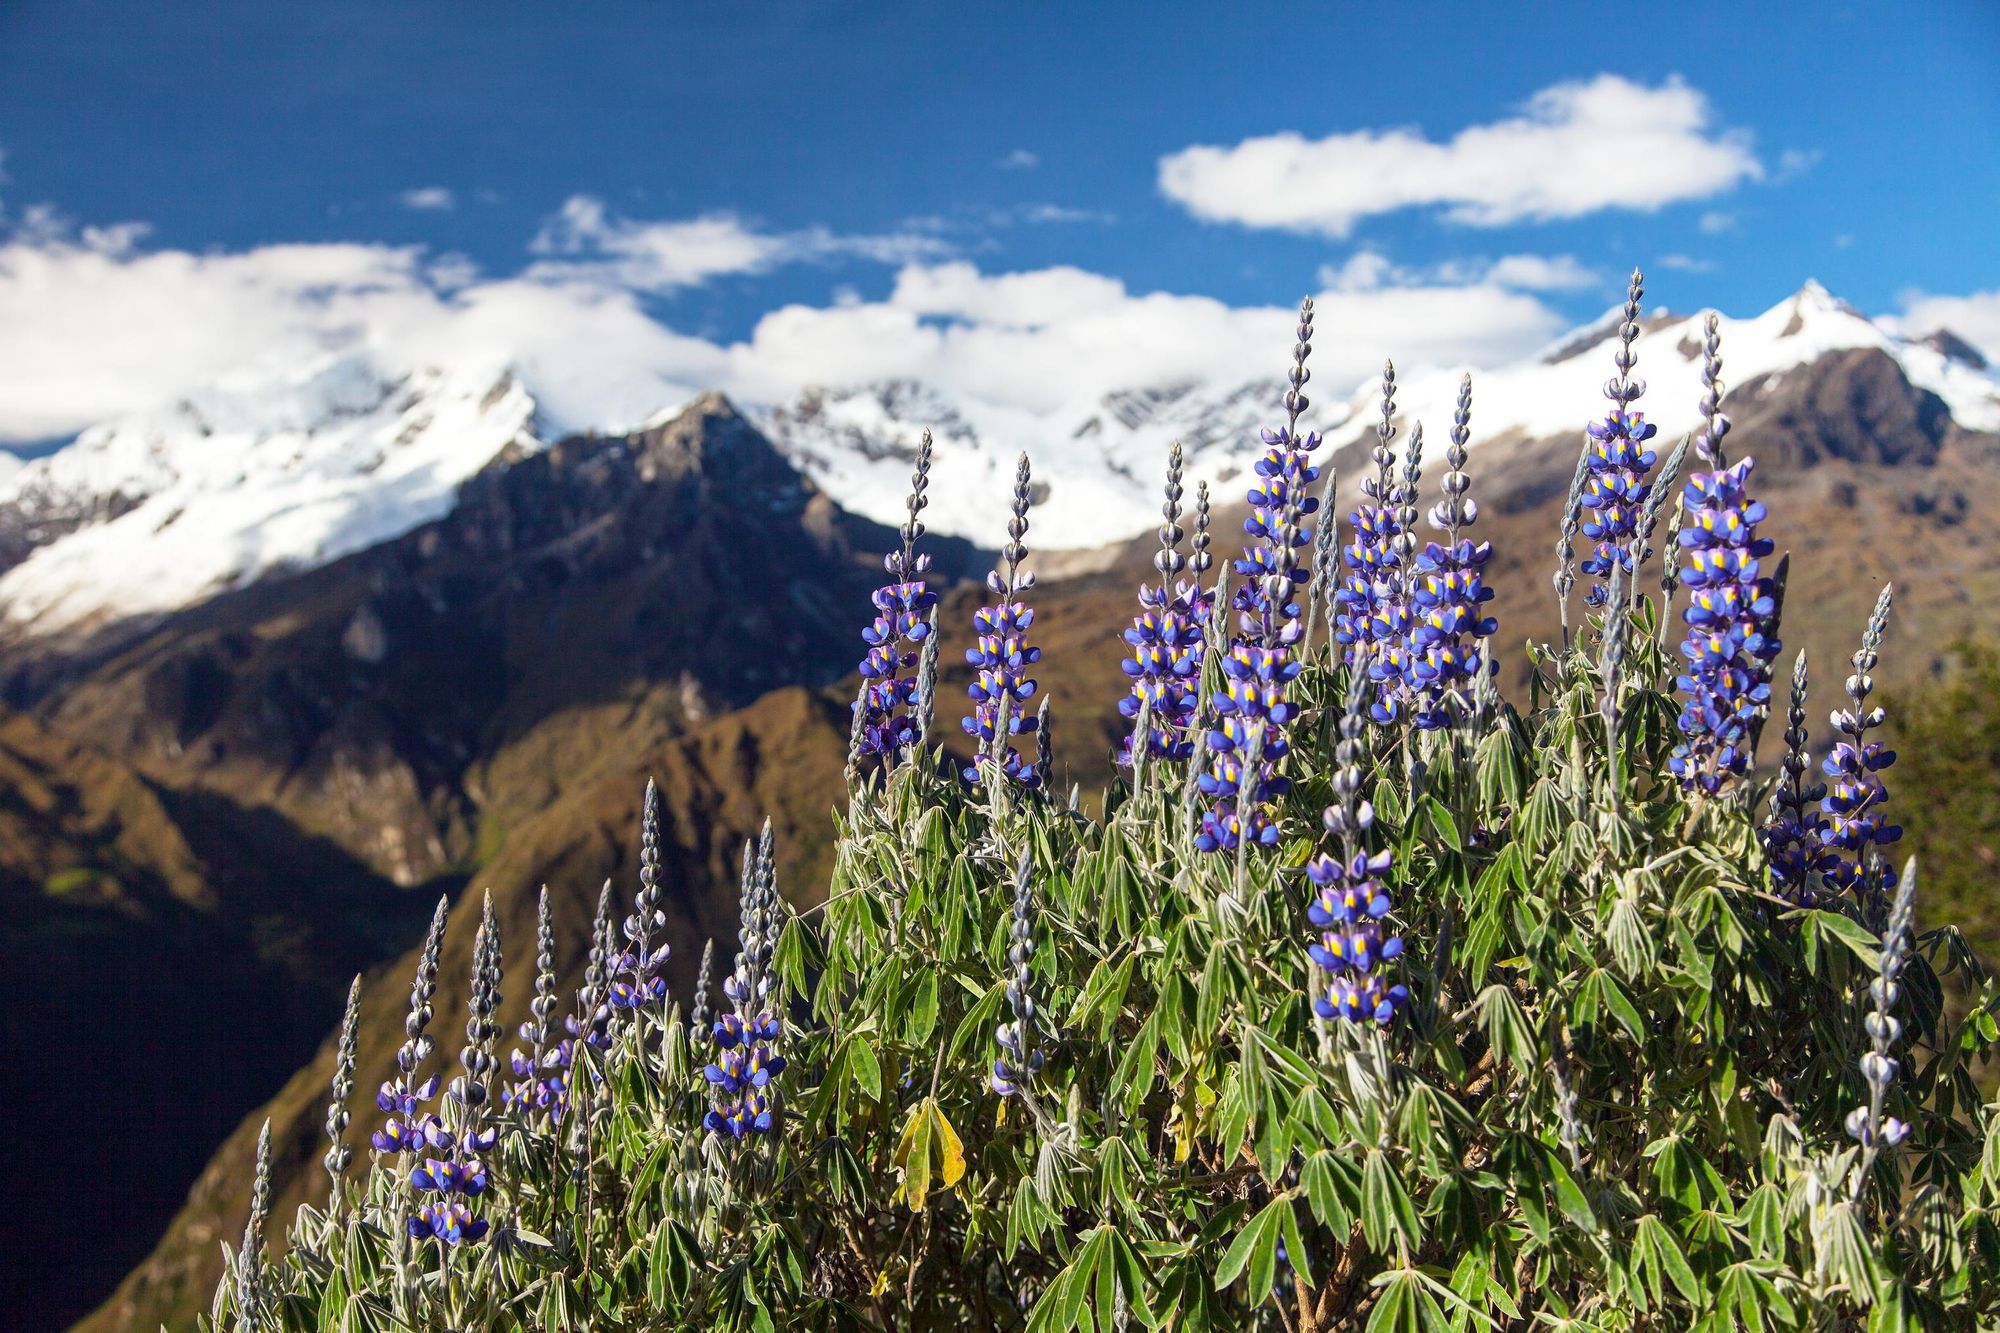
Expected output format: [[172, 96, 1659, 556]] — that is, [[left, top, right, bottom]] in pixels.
[[527, 195, 949, 293], [999, 149, 1039, 170], [1483, 254, 1600, 291], [399, 187, 456, 212], [1892, 288, 2000, 365], [1158, 75, 1762, 236], [720, 262, 1564, 415], [0, 205, 1569, 444], [1318, 250, 1596, 294], [1658, 253, 1716, 273], [1698, 211, 1737, 235]]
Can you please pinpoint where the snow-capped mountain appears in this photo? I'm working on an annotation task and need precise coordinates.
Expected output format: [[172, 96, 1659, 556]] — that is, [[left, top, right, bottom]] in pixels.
[[755, 281, 2000, 549], [3, 281, 1995, 642], [0, 354, 539, 634]]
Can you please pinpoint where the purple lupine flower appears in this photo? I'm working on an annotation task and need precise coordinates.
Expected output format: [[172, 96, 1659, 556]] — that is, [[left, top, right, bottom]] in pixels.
[[1197, 300, 1319, 851], [610, 779, 671, 1012], [1306, 674, 1408, 1024], [1334, 362, 1411, 724], [705, 823, 786, 1139], [1409, 376, 1496, 729], [372, 894, 449, 1155], [1762, 652, 1837, 906], [963, 454, 1043, 788], [407, 1143, 491, 1245], [1670, 315, 1781, 793], [853, 431, 939, 765], [1579, 270, 1658, 608], [991, 849, 1047, 1097], [1820, 587, 1901, 913], [1119, 442, 1205, 766]]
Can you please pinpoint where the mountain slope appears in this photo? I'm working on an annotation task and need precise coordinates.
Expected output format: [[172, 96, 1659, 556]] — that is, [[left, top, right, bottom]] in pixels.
[[0, 707, 422, 1332], [75, 683, 857, 1333], [8, 394, 978, 885]]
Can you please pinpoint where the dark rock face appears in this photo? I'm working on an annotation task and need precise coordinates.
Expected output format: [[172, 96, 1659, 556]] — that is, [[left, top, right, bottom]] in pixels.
[[1731, 348, 1953, 468]]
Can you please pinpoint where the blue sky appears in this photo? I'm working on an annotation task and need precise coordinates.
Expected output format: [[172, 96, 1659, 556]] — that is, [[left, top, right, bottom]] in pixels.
[[1, 0, 1996, 443]]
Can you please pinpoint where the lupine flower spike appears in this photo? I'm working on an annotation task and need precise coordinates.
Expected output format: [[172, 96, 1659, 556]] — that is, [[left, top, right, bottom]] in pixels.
[[1846, 857, 1918, 1184], [706, 822, 786, 1138], [234, 1118, 274, 1333], [963, 453, 1044, 788], [611, 780, 671, 1016], [1119, 441, 1205, 767], [1553, 446, 1590, 649], [373, 894, 449, 1156], [691, 938, 715, 1035], [1335, 362, 1408, 717], [1579, 270, 1657, 609], [1821, 586, 1900, 919], [508, 887, 568, 1120], [1409, 375, 1497, 730], [411, 894, 501, 1246], [991, 848, 1047, 1097], [855, 430, 939, 767], [1034, 697, 1054, 792], [1301, 461, 1340, 659], [1670, 315, 1780, 794], [1307, 671, 1408, 1025], [323, 976, 362, 1204], [1763, 653, 1835, 906], [1196, 301, 1320, 851]]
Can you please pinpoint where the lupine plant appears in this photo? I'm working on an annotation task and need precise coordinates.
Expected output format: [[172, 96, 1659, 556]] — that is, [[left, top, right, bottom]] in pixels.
[[212, 273, 2000, 1333]]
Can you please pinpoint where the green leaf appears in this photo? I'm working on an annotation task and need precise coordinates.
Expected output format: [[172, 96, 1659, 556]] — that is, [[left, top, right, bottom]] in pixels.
[[1362, 1151, 1422, 1257], [848, 1035, 883, 1103], [1215, 1195, 1289, 1297]]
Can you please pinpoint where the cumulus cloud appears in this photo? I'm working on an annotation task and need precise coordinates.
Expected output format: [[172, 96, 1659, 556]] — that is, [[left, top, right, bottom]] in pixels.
[[1158, 75, 1762, 236], [0, 203, 1569, 443], [399, 187, 457, 212], [1892, 288, 2000, 365]]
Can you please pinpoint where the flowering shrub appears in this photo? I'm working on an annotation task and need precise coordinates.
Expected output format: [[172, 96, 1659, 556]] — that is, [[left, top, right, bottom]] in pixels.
[[211, 274, 2000, 1333]]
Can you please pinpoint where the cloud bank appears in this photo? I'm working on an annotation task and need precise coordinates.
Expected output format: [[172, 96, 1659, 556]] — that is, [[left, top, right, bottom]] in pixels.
[[1158, 75, 1762, 237], [0, 197, 1585, 444]]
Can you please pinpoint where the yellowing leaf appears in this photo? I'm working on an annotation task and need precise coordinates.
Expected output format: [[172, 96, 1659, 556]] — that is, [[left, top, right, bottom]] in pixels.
[[931, 1104, 967, 1190], [868, 1270, 890, 1298], [892, 1101, 934, 1212], [892, 1097, 968, 1212]]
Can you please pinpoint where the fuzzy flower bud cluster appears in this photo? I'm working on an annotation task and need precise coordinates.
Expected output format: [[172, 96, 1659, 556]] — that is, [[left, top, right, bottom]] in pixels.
[[991, 851, 1047, 1097]]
